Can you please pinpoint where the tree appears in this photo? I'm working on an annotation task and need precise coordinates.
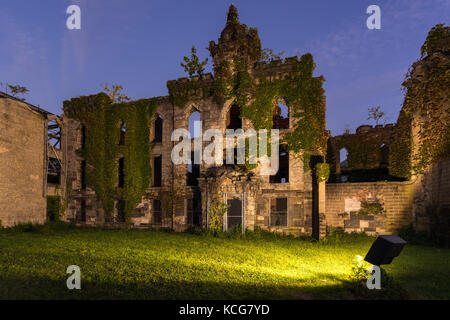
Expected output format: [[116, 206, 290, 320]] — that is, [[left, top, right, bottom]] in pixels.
[[260, 48, 286, 63], [367, 106, 385, 125], [101, 83, 130, 103], [5, 84, 29, 101], [180, 46, 208, 77]]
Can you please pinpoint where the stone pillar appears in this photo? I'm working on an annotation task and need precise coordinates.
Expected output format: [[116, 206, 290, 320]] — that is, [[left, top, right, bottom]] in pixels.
[[318, 181, 327, 239]]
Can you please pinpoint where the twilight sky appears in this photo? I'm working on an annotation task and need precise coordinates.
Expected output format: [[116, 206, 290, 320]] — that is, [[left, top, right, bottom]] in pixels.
[[0, 0, 448, 135]]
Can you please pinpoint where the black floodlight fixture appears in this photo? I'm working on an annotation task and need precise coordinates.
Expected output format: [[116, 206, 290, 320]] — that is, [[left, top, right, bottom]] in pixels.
[[364, 235, 407, 266]]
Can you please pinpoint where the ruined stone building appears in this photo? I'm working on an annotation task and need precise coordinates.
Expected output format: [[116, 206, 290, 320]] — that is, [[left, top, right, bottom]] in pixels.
[[0, 92, 64, 227], [1, 8, 448, 242], [62, 5, 328, 238]]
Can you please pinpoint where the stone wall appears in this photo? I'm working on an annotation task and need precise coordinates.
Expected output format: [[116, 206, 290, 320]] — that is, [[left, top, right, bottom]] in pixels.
[[326, 181, 413, 235], [412, 158, 450, 242], [0, 97, 47, 227]]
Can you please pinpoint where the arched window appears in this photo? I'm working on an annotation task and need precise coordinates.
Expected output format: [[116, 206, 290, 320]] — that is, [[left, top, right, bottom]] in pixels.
[[188, 110, 201, 139], [273, 99, 289, 129], [119, 121, 126, 145], [226, 104, 242, 130], [270, 145, 289, 183], [118, 157, 125, 188], [154, 115, 163, 143], [380, 143, 389, 166], [339, 148, 348, 168]]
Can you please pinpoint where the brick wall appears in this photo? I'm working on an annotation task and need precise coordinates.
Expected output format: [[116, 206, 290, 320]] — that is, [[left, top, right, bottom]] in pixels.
[[0, 98, 47, 227], [326, 181, 413, 234]]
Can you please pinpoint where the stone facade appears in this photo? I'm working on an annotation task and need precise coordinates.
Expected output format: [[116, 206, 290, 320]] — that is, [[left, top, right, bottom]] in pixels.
[[61, 6, 326, 238], [412, 158, 450, 242], [0, 93, 54, 227], [1, 8, 445, 242]]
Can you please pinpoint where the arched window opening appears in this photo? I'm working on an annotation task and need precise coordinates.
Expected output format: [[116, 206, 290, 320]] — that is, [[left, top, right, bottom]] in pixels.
[[339, 147, 349, 182], [188, 110, 201, 139], [118, 157, 125, 188], [226, 104, 242, 130], [153, 155, 162, 187], [273, 99, 289, 129], [119, 121, 126, 145], [81, 125, 86, 149], [340, 148, 348, 168], [270, 145, 289, 183], [154, 115, 163, 143], [187, 150, 200, 186], [380, 143, 389, 166]]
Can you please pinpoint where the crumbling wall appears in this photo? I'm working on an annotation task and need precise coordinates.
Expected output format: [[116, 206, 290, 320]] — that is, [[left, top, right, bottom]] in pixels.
[[326, 181, 413, 235], [0, 97, 47, 227], [327, 124, 394, 173]]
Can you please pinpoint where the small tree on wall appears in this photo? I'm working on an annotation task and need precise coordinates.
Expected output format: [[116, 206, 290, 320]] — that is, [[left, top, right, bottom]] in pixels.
[[1, 82, 29, 101], [367, 106, 385, 125], [101, 83, 130, 103], [260, 48, 286, 63], [180, 46, 209, 77]]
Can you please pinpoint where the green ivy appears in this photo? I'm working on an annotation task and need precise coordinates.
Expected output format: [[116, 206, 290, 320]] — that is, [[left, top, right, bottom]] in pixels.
[[219, 54, 327, 169], [389, 24, 449, 178], [389, 109, 412, 178], [334, 134, 386, 170], [64, 93, 157, 224], [168, 5, 326, 168], [358, 200, 385, 216], [315, 163, 330, 183]]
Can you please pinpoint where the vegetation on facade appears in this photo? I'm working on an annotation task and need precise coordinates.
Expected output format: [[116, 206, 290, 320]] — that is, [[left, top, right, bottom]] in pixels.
[[358, 200, 386, 216], [333, 133, 387, 170], [63, 93, 157, 223], [170, 5, 327, 169], [46, 196, 61, 222], [180, 46, 209, 77], [0, 83, 29, 101], [315, 163, 330, 183], [207, 196, 227, 233], [389, 24, 449, 178], [367, 106, 385, 125]]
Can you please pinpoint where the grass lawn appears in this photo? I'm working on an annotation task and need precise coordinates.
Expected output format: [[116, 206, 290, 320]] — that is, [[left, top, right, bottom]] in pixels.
[[0, 224, 449, 299]]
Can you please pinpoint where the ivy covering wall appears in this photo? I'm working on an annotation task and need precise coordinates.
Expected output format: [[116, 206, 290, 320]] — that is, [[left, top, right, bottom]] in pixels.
[[167, 5, 328, 170], [333, 134, 388, 170], [64, 93, 157, 223], [389, 24, 449, 178]]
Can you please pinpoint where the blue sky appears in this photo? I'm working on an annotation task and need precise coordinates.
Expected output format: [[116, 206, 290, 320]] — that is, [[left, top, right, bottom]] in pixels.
[[0, 0, 448, 135]]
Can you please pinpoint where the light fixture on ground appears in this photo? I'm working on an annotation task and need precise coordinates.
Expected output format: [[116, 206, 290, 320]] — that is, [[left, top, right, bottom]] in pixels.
[[364, 235, 407, 266]]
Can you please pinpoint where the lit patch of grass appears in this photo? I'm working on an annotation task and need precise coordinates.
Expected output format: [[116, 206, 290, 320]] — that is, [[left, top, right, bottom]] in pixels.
[[0, 225, 448, 299]]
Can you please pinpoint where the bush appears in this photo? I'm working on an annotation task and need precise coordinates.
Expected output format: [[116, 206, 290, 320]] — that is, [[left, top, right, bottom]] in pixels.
[[399, 224, 446, 247], [324, 227, 373, 244], [348, 255, 409, 299], [47, 196, 61, 222], [1, 221, 74, 234]]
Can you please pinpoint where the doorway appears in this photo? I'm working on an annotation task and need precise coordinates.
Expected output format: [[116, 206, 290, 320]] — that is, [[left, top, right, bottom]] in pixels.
[[226, 197, 243, 232]]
